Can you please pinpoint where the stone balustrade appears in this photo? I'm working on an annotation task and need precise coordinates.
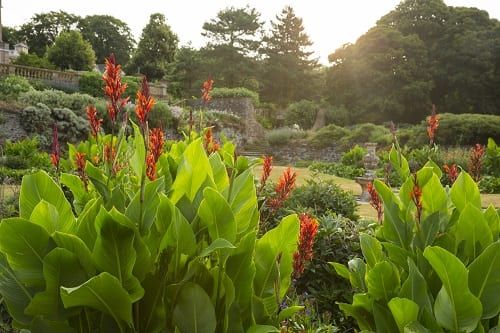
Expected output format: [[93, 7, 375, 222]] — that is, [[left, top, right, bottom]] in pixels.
[[0, 63, 168, 100]]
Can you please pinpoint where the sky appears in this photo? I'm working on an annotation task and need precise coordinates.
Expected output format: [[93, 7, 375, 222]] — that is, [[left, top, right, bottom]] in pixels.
[[3, 0, 500, 64]]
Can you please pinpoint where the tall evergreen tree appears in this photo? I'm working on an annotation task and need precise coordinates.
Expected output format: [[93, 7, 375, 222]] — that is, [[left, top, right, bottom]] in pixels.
[[201, 6, 263, 87], [261, 6, 319, 105], [126, 13, 178, 81]]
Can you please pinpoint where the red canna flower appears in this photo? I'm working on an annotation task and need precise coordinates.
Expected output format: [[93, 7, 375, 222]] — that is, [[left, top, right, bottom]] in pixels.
[[149, 128, 164, 162], [468, 144, 485, 182], [104, 142, 121, 174], [410, 174, 423, 225], [203, 127, 220, 154], [260, 155, 273, 189], [74, 152, 88, 190], [103, 54, 128, 124], [50, 124, 60, 170], [268, 167, 297, 211], [86, 105, 103, 138], [135, 76, 156, 126], [443, 164, 459, 184], [426, 105, 439, 145], [367, 182, 383, 224], [146, 153, 157, 181], [201, 77, 214, 104], [293, 213, 319, 278]]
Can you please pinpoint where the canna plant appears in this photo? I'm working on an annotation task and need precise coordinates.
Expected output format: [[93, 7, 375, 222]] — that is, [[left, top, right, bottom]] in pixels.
[[332, 145, 500, 332], [0, 56, 302, 333]]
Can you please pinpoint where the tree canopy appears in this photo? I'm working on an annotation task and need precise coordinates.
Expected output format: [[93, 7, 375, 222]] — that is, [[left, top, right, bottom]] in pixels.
[[78, 15, 135, 65], [47, 30, 95, 71], [126, 13, 178, 81]]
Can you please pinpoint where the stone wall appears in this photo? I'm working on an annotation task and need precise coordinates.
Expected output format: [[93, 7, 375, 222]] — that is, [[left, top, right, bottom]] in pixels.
[[188, 97, 265, 145], [269, 140, 340, 164], [0, 105, 27, 144]]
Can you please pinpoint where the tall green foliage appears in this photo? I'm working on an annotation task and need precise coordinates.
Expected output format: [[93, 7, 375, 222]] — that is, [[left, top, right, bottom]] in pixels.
[[332, 146, 500, 332], [0, 128, 301, 332]]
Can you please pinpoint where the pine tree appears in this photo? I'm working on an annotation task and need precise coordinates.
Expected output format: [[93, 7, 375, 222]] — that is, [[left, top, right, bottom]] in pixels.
[[262, 6, 319, 105]]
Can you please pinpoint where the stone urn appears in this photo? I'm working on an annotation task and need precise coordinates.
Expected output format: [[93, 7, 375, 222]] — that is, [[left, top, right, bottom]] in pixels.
[[355, 143, 380, 202]]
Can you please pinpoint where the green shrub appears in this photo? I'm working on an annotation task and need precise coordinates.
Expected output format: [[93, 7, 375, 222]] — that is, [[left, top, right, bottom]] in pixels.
[[0, 138, 50, 172], [285, 100, 320, 130], [294, 213, 364, 331], [12, 52, 55, 69], [479, 175, 500, 194], [122, 76, 141, 100], [484, 138, 500, 177], [78, 71, 103, 97], [332, 149, 500, 332], [308, 124, 349, 148], [347, 123, 392, 147], [341, 145, 366, 168], [0, 75, 32, 100], [148, 101, 174, 129], [309, 162, 365, 179], [266, 127, 307, 146], [211, 87, 259, 106], [287, 178, 358, 220], [18, 89, 96, 114], [19, 103, 52, 137], [51, 107, 88, 143], [0, 167, 27, 183], [0, 191, 19, 219], [325, 105, 351, 127]]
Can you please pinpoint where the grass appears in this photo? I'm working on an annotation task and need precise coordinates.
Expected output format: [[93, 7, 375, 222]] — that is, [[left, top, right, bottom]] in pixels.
[[253, 165, 500, 220]]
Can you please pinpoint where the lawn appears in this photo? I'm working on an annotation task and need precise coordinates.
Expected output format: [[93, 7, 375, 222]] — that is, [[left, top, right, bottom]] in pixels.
[[253, 165, 500, 220]]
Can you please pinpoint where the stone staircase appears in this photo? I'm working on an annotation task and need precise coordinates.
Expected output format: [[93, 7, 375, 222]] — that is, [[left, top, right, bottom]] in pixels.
[[240, 142, 270, 158]]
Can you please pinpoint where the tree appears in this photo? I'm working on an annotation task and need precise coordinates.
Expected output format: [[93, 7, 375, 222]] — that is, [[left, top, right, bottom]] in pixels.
[[261, 6, 319, 105], [2, 26, 21, 48], [326, 27, 433, 123], [78, 15, 135, 65], [168, 45, 208, 98], [12, 53, 55, 69], [47, 30, 95, 70], [126, 13, 178, 81], [18, 11, 80, 56], [201, 6, 263, 87]]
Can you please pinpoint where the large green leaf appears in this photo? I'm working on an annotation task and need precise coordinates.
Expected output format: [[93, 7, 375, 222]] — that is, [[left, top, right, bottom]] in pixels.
[[159, 197, 196, 256], [61, 272, 133, 329], [421, 174, 447, 216], [423, 246, 482, 332], [198, 187, 236, 244], [390, 145, 410, 180], [0, 254, 35, 328], [451, 172, 481, 212], [19, 171, 74, 227], [85, 163, 110, 203], [338, 302, 375, 331], [172, 282, 216, 333], [92, 208, 143, 302], [226, 232, 257, 327], [125, 177, 164, 234], [468, 242, 500, 319], [52, 232, 95, 277], [484, 205, 499, 241], [30, 317, 75, 333], [404, 321, 431, 333], [400, 258, 433, 313], [0, 218, 51, 287], [226, 169, 259, 235], [348, 258, 367, 292], [76, 198, 102, 249], [137, 269, 167, 333], [366, 261, 400, 301], [25, 248, 87, 320], [455, 204, 493, 264], [388, 298, 420, 333], [29, 200, 62, 234], [373, 301, 399, 333], [199, 238, 236, 258], [360, 233, 384, 269], [254, 215, 299, 301], [130, 122, 146, 179], [171, 138, 214, 203], [209, 153, 229, 192]]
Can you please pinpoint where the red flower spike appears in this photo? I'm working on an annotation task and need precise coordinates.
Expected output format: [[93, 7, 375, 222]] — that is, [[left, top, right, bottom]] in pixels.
[[443, 164, 459, 184], [293, 213, 319, 278], [410, 174, 423, 224], [149, 128, 164, 162], [104, 142, 121, 174], [103, 54, 128, 124], [135, 77, 156, 126], [426, 104, 439, 145], [367, 182, 383, 224], [74, 152, 88, 189], [203, 128, 220, 154], [260, 156, 273, 189], [468, 144, 485, 182], [201, 77, 214, 104], [86, 105, 103, 138], [146, 153, 157, 181], [269, 167, 297, 211], [50, 124, 60, 169]]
